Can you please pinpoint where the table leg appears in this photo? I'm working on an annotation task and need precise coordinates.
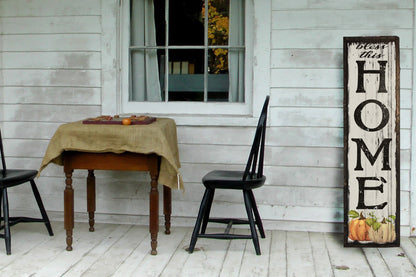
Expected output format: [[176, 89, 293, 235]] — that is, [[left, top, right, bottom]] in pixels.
[[64, 169, 74, 251], [163, 186, 171, 234], [149, 170, 159, 255], [87, 170, 96, 232]]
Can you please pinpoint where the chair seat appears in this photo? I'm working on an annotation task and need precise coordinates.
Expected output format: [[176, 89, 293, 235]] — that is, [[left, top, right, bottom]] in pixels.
[[0, 169, 38, 188], [203, 170, 266, 190]]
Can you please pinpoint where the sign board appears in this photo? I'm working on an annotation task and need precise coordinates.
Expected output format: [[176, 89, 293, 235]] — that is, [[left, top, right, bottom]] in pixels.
[[344, 36, 400, 247]]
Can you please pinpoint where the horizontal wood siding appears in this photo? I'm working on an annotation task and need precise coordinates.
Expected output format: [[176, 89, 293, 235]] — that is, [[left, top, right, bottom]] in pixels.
[[0, 0, 414, 235], [271, 0, 413, 234], [0, 0, 102, 226]]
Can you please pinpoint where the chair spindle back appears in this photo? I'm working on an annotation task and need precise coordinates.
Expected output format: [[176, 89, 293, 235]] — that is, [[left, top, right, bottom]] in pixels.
[[0, 129, 6, 176], [243, 96, 269, 181]]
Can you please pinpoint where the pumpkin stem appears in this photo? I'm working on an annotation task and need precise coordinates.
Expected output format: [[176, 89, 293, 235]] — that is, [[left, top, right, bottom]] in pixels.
[[381, 218, 387, 224], [359, 212, 366, 220]]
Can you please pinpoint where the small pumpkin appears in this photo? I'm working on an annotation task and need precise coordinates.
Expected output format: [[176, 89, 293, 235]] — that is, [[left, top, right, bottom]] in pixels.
[[349, 212, 370, 241], [368, 218, 396, 244]]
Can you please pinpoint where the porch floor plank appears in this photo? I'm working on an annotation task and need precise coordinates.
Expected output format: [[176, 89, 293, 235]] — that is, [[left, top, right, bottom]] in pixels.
[[159, 229, 193, 277], [239, 230, 272, 277], [362, 248, 393, 277], [0, 221, 413, 276], [62, 224, 132, 276], [181, 227, 231, 276], [268, 230, 287, 277], [36, 223, 120, 277], [286, 231, 315, 277], [218, 232, 246, 277], [378, 246, 416, 276], [309, 232, 334, 276], [325, 233, 374, 277]]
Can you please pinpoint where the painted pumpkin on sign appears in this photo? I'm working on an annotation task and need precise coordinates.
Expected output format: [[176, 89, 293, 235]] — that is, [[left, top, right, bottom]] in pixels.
[[348, 212, 370, 241], [368, 219, 396, 244]]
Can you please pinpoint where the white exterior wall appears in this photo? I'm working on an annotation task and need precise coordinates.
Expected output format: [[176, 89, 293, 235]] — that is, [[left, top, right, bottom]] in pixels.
[[0, 0, 415, 234]]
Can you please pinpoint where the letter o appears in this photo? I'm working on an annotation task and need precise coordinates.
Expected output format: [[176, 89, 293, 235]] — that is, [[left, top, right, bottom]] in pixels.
[[354, 99, 389, 132]]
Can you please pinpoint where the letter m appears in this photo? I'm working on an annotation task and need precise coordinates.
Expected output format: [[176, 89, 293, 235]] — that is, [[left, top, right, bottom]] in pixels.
[[351, 138, 392, 171]]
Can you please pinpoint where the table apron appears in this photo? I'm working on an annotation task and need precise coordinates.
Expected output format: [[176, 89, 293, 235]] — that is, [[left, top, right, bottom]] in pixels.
[[63, 151, 159, 172]]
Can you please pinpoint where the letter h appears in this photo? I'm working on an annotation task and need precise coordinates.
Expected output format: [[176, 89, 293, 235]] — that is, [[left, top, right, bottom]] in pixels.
[[356, 60, 387, 93]]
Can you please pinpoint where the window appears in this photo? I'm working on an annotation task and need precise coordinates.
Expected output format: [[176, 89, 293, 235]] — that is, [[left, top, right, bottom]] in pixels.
[[120, 0, 252, 115]]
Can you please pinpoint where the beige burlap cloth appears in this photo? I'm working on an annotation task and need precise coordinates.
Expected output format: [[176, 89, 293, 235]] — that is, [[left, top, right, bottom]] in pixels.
[[38, 117, 183, 190]]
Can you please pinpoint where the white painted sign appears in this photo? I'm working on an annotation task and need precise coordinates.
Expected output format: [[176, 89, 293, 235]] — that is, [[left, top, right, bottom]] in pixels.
[[344, 36, 400, 247]]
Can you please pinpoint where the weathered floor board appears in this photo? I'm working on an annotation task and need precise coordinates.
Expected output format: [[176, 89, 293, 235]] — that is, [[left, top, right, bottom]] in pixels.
[[0, 222, 414, 276]]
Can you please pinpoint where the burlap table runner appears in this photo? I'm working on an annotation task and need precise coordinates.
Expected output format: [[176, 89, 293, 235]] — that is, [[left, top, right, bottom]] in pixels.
[[38, 117, 183, 190]]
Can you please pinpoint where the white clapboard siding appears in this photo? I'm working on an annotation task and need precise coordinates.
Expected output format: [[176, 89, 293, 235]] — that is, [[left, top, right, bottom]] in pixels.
[[271, 29, 414, 49], [273, 0, 414, 9], [271, 88, 343, 107], [271, 68, 412, 89], [271, 49, 413, 69], [0, 16, 101, 34], [269, 107, 411, 129], [272, 10, 413, 29], [268, 0, 413, 234], [2, 69, 101, 87], [1, 122, 63, 139], [2, 105, 101, 123], [271, 87, 412, 110], [1, 0, 415, 235], [2, 87, 101, 105], [2, 52, 101, 70], [1, 34, 101, 52], [0, 0, 101, 16]]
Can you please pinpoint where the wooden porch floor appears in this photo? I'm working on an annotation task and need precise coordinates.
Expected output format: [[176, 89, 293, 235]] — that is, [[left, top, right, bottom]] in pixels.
[[0, 221, 415, 276]]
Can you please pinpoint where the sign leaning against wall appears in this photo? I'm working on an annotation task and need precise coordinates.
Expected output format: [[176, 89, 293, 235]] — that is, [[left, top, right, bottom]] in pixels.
[[344, 36, 400, 247]]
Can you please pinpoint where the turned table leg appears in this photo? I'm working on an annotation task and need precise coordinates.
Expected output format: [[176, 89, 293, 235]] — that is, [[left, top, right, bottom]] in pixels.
[[64, 169, 74, 251], [87, 170, 96, 232], [149, 172, 159, 255], [148, 154, 160, 255], [163, 186, 171, 235]]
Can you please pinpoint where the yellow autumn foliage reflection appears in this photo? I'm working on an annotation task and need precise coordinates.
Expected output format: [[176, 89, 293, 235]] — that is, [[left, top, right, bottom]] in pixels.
[[202, 0, 229, 74]]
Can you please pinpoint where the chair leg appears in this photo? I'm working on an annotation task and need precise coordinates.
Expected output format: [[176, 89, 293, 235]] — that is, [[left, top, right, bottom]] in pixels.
[[189, 188, 212, 253], [30, 180, 54, 236], [2, 188, 11, 255], [0, 189, 3, 227], [248, 190, 265, 238], [200, 188, 215, 234], [243, 190, 261, 255]]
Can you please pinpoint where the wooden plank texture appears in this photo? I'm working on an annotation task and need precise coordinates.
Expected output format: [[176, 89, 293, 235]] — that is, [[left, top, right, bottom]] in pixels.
[[344, 36, 400, 247], [1, 0, 414, 237], [0, 223, 415, 276]]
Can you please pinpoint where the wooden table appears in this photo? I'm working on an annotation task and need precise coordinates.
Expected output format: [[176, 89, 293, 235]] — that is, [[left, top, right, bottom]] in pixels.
[[39, 118, 182, 255], [63, 151, 172, 255]]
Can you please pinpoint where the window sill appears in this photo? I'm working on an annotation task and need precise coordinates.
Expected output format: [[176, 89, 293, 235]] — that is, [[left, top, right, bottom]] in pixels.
[[118, 113, 259, 127]]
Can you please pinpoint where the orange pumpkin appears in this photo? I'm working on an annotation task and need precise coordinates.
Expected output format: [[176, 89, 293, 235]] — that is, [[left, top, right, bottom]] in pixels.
[[349, 213, 370, 241]]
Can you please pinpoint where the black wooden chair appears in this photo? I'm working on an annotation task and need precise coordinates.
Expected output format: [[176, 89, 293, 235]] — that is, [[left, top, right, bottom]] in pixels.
[[0, 129, 53, 254], [189, 96, 270, 255]]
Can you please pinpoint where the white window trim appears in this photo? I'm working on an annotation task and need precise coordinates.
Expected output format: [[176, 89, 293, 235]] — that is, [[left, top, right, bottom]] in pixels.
[[102, 0, 270, 125]]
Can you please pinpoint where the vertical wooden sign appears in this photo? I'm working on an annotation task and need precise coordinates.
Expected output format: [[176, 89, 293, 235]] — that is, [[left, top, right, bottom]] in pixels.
[[344, 36, 400, 247]]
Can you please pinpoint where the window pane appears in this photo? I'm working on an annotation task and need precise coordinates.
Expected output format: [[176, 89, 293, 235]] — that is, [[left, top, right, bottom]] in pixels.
[[169, 0, 204, 46], [130, 48, 162, 101], [208, 48, 229, 101], [207, 0, 229, 46], [130, 0, 145, 46], [153, 0, 166, 46], [157, 49, 166, 101], [168, 49, 204, 101]]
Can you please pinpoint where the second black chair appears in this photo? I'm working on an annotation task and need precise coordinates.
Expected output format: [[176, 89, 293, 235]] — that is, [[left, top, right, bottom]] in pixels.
[[189, 96, 269, 255], [0, 129, 54, 255]]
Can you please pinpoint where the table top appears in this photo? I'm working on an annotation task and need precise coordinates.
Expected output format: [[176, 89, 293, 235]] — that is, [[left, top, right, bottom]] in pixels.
[[39, 117, 183, 190]]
